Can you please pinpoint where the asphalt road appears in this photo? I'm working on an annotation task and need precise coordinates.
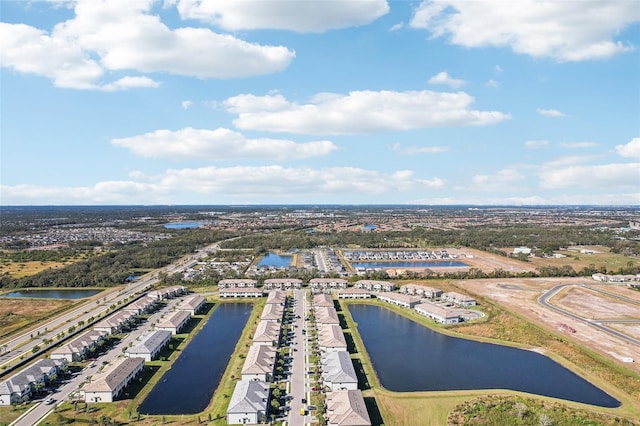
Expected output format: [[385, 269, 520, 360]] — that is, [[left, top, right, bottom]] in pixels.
[[286, 289, 311, 426]]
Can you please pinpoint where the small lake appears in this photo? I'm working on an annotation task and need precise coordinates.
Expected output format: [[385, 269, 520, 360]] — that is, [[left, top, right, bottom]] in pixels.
[[351, 261, 468, 268], [164, 221, 208, 229], [257, 252, 292, 268], [1, 289, 103, 299], [138, 303, 252, 414], [349, 304, 619, 407]]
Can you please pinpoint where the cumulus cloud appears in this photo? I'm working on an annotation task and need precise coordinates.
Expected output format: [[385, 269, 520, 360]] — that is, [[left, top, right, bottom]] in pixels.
[[615, 137, 640, 158], [525, 140, 549, 149], [111, 127, 337, 161], [0, 0, 294, 89], [428, 71, 467, 88], [176, 0, 389, 32], [560, 142, 597, 149], [537, 108, 567, 117], [539, 162, 640, 189], [223, 90, 510, 135], [484, 79, 499, 88], [392, 143, 449, 154], [0, 165, 443, 204], [410, 0, 639, 61], [464, 168, 525, 192], [181, 100, 193, 110]]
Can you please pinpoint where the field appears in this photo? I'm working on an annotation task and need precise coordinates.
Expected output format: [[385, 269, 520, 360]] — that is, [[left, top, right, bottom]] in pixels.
[[526, 245, 640, 272], [0, 261, 69, 278], [0, 298, 73, 339]]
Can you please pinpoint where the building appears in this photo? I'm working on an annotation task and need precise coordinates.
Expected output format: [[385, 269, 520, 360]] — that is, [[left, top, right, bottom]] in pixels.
[[313, 292, 335, 308], [399, 284, 442, 299], [83, 357, 145, 403], [0, 358, 67, 406], [260, 303, 284, 322], [125, 330, 172, 361], [337, 288, 371, 299], [415, 303, 460, 324], [321, 351, 358, 391], [377, 293, 421, 309], [263, 278, 302, 290], [219, 287, 264, 298], [226, 380, 270, 425], [123, 296, 156, 315], [147, 285, 187, 301], [156, 310, 191, 334], [241, 345, 276, 382], [310, 278, 348, 291], [265, 290, 287, 305], [51, 330, 108, 362], [252, 320, 281, 346], [318, 324, 348, 352], [441, 291, 476, 307], [314, 306, 341, 327], [218, 279, 258, 289], [176, 294, 206, 315], [94, 311, 136, 334], [354, 280, 396, 292], [325, 389, 371, 426], [512, 247, 532, 255]]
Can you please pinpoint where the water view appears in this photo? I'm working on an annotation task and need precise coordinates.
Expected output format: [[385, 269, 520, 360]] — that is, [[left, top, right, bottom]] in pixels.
[[163, 221, 208, 229], [257, 252, 293, 268], [349, 304, 619, 408], [351, 260, 468, 268], [1, 289, 103, 299], [138, 303, 252, 414]]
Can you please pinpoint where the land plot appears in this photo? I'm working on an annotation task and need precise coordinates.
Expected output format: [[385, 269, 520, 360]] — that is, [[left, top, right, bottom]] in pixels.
[[553, 287, 640, 320], [448, 248, 536, 273], [0, 298, 72, 338], [608, 323, 640, 340], [527, 245, 640, 272]]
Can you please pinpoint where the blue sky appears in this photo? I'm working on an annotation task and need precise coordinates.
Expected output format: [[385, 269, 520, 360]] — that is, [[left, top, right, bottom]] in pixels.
[[1, 0, 639, 205]]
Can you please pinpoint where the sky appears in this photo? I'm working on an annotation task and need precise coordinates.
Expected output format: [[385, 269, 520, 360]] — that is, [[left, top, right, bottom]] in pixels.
[[1, 0, 639, 206]]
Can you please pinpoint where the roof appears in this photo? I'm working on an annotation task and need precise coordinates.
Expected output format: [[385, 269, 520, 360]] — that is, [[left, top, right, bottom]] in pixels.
[[126, 330, 172, 355], [318, 324, 347, 349], [157, 310, 191, 328], [322, 351, 358, 384], [227, 380, 270, 414], [265, 290, 287, 304], [242, 345, 276, 375], [315, 306, 340, 324], [253, 320, 280, 342], [177, 294, 206, 310], [84, 357, 144, 393], [313, 293, 335, 307], [260, 303, 284, 321], [326, 389, 371, 426]]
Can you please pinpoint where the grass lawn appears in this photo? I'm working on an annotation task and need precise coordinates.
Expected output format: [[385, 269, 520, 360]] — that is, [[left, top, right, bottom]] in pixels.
[[0, 403, 32, 426]]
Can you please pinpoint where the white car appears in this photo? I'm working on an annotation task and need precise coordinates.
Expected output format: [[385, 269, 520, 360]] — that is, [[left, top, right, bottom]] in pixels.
[[45, 398, 56, 405]]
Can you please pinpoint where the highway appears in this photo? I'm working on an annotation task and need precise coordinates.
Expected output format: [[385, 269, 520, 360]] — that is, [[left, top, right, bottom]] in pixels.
[[538, 284, 640, 347]]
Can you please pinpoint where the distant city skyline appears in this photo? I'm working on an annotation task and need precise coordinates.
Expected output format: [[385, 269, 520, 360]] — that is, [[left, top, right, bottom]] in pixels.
[[1, 0, 639, 205]]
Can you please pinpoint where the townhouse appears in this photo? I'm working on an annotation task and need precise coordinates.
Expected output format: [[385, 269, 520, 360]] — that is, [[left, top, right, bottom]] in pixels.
[[313, 293, 335, 308], [241, 344, 277, 382], [123, 296, 156, 315], [252, 320, 281, 347], [314, 306, 341, 327], [227, 380, 270, 425], [309, 278, 348, 291], [265, 290, 287, 306], [337, 288, 372, 299], [354, 280, 396, 292], [415, 303, 460, 324], [218, 279, 258, 289], [0, 358, 67, 406], [219, 287, 264, 298], [51, 330, 108, 362], [377, 293, 421, 309], [399, 284, 443, 299], [260, 303, 285, 323], [125, 330, 172, 361], [441, 291, 477, 307], [325, 389, 372, 426], [147, 285, 188, 301], [321, 351, 358, 391], [156, 310, 191, 335], [83, 357, 145, 403], [263, 278, 302, 290], [94, 311, 136, 334], [176, 294, 206, 315], [318, 324, 348, 352]]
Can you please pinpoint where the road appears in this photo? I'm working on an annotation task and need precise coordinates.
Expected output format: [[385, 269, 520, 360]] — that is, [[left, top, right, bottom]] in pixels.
[[538, 284, 640, 347], [286, 289, 311, 426]]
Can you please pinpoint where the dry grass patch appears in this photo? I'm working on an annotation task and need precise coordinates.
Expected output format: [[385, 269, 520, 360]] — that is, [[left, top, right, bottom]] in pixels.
[[0, 298, 72, 339]]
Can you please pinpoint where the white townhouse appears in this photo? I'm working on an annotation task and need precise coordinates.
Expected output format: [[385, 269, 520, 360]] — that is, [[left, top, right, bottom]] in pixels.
[[318, 324, 348, 353], [219, 287, 264, 298], [263, 278, 302, 290], [252, 321, 281, 347], [125, 330, 172, 361], [321, 351, 358, 391], [337, 288, 371, 299], [94, 311, 136, 334], [83, 357, 145, 403], [325, 389, 372, 426], [354, 280, 396, 292], [399, 284, 443, 299], [415, 303, 460, 325], [147, 285, 187, 301], [227, 380, 270, 425], [260, 303, 285, 323], [241, 345, 277, 382], [310, 278, 348, 291], [377, 293, 421, 309], [156, 310, 191, 335], [313, 293, 335, 308], [123, 296, 156, 315], [265, 290, 287, 306], [314, 306, 341, 327], [176, 294, 206, 315], [0, 358, 67, 406], [51, 330, 108, 362], [218, 279, 257, 289], [442, 291, 476, 307]]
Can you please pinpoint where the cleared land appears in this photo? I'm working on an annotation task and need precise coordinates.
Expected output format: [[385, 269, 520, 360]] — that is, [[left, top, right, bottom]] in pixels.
[[450, 248, 536, 273], [526, 245, 640, 271], [554, 287, 640, 320], [0, 298, 73, 339]]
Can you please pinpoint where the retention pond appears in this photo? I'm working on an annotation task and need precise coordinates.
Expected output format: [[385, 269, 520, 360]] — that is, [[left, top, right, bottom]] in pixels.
[[138, 302, 252, 414], [1, 288, 103, 299], [349, 304, 619, 407]]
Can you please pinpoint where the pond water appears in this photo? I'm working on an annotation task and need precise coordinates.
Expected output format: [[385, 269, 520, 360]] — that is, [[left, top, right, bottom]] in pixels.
[[351, 260, 468, 268], [138, 303, 252, 414], [163, 221, 207, 229], [1, 289, 103, 299], [349, 304, 619, 407], [257, 252, 292, 268]]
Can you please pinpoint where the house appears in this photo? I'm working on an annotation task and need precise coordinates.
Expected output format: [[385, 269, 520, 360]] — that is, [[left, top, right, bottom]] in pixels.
[[156, 310, 191, 335], [83, 357, 145, 403], [318, 324, 348, 352], [125, 330, 172, 361], [94, 311, 136, 334], [512, 247, 532, 255], [313, 293, 335, 308], [310, 278, 348, 291], [321, 351, 358, 391], [176, 294, 206, 315], [0, 358, 67, 406], [219, 288, 264, 298], [51, 330, 108, 362], [241, 345, 276, 382], [260, 303, 284, 322], [123, 296, 156, 315], [337, 288, 371, 299], [265, 290, 287, 305], [377, 293, 420, 309], [147, 285, 187, 301], [399, 284, 442, 299], [218, 279, 258, 289], [314, 306, 341, 327], [227, 380, 270, 425], [252, 321, 281, 346], [441, 292, 476, 307], [325, 389, 371, 426], [354, 280, 396, 292], [263, 278, 302, 290], [415, 303, 460, 324]]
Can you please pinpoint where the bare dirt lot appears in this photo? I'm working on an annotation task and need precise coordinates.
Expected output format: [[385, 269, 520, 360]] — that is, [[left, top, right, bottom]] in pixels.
[[555, 287, 640, 320], [448, 248, 536, 273], [455, 277, 640, 375]]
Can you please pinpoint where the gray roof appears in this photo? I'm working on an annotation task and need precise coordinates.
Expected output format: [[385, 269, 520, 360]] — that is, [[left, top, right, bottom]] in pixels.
[[227, 380, 270, 414], [321, 351, 358, 384], [127, 330, 171, 355]]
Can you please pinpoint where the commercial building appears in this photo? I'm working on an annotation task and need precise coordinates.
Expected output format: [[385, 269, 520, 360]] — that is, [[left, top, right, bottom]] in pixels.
[[83, 357, 145, 403]]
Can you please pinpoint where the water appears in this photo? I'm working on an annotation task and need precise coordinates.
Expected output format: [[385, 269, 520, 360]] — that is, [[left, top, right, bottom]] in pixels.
[[138, 303, 252, 414], [257, 252, 292, 268], [1, 289, 103, 299], [351, 260, 468, 268], [349, 304, 619, 407], [163, 221, 207, 229]]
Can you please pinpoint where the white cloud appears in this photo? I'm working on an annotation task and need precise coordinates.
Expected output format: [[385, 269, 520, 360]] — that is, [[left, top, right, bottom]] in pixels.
[[484, 79, 499, 88], [537, 108, 567, 117], [615, 137, 640, 158], [0, 0, 295, 90], [410, 0, 639, 61], [465, 168, 525, 192], [428, 71, 467, 88], [539, 162, 640, 189], [389, 22, 404, 32], [560, 141, 597, 149], [176, 0, 389, 32], [525, 140, 549, 149], [494, 65, 503, 73], [410, 193, 640, 206], [111, 127, 337, 161], [181, 100, 193, 110], [224, 90, 510, 135], [392, 143, 449, 154], [0, 165, 443, 204]]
